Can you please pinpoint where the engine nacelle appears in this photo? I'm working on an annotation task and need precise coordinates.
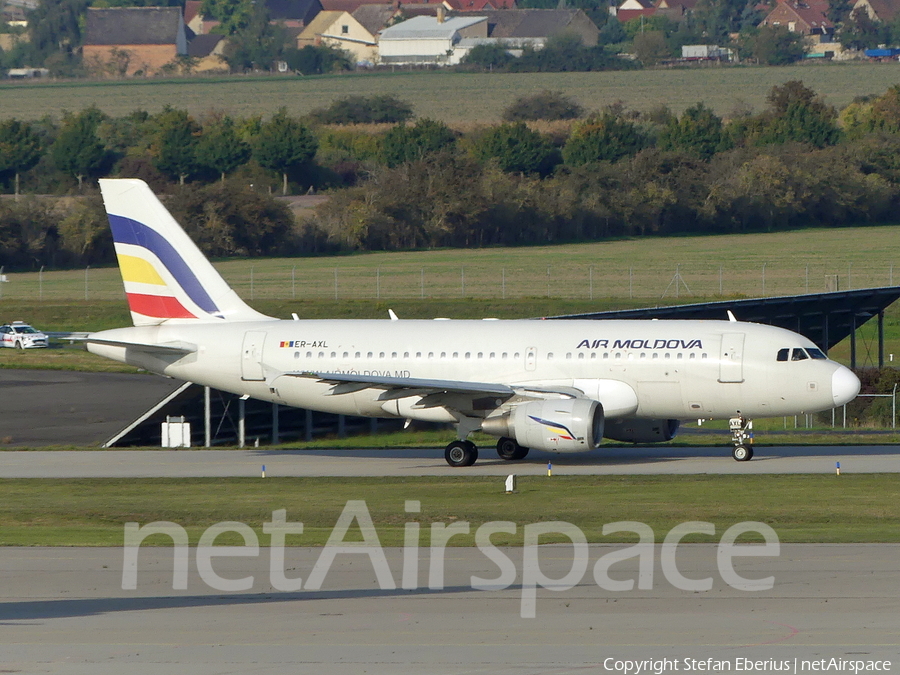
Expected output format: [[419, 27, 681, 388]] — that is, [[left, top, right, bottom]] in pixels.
[[603, 418, 680, 443], [482, 399, 604, 453]]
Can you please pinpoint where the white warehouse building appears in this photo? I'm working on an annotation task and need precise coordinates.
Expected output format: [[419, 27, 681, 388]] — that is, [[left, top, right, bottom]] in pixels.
[[378, 13, 488, 66]]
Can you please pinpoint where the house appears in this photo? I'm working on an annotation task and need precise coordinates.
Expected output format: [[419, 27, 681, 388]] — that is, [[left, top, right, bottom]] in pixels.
[[759, 0, 838, 53], [187, 33, 229, 72], [444, 0, 516, 12], [267, 0, 325, 27], [479, 8, 599, 47], [615, 0, 655, 22], [82, 7, 189, 77], [297, 9, 380, 64], [378, 11, 488, 64], [351, 3, 400, 35], [652, 0, 696, 21], [851, 0, 900, 23]]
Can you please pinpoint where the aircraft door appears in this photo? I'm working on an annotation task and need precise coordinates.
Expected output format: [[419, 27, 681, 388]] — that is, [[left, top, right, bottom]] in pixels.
[[718, 332, 745, 383], [241, 331, 267, 381]]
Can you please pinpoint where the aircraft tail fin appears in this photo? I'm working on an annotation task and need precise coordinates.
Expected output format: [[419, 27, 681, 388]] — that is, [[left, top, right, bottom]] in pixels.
[[99, 179, 272, 327]]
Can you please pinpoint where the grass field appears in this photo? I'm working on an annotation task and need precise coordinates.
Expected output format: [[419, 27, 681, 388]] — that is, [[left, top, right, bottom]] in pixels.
[[0, 475, 897, 546], [4, 224, 900, 302], [3, 63, 900, 123]]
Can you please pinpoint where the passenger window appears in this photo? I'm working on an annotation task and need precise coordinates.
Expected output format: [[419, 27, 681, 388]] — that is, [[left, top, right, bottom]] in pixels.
[[652, 353, 659, 359], [465, 352, 471, 359], [578, 353, 585, 360], [477, 352, 483, 359], [441, 352, 446, 358], [331, 352, 336, 358], [777, 348, 789, 362], [640, 352, 646, 359], [416, 352, 422, 358], [566, 353, 572, 360], [701, 353, 708, 359], [355, 352, 360, 359], [502, 352, 508, 359], [294, 351, 300, 359], [677, 353, 683, 360], [791, 348, 808, 361], [603, 353, 609, 359], [452, 352, 458, 359], [547, 353, 554, 360], [403, 352, 409, 358], [428, 352, 434, 359], [490, 352, 496, 359], [367, 352, 373, 358], [307, 351, 312, 358], [807, 348, 827, 360], [514, 352, 520, 359], [342, 352, 348, 358], [379, 352, 385, 359], [664, 353, 671, 360], [391, 352, 397, 359], [689, 353, 696, 360], [318, 352, 324, 358]]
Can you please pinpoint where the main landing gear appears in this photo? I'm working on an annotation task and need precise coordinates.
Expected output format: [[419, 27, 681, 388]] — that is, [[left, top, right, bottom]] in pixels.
[[729, 416, 754, 461], [443, 437, 531, 467]]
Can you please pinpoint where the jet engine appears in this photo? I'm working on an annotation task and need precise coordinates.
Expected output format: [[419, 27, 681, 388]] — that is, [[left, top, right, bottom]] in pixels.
[[481, 399, 604, 453], [603, 418, 680, 443]]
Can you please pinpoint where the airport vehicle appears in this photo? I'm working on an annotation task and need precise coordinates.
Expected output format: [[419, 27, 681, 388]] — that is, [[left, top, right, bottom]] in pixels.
[[87, 179, 860, 466], [0, 322, 48, 349]]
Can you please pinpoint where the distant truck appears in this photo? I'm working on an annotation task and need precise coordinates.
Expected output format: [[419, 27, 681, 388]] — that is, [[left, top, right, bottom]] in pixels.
[[864, 48, 900, 59], [681, 45, 731, 60]]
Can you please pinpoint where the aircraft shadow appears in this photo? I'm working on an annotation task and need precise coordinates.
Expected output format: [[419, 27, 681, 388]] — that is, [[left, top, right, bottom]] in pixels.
[[0, 584, 487, 622]]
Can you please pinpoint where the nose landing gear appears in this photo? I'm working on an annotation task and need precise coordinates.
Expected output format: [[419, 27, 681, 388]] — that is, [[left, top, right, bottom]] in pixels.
[[729, 416, 753, 461]]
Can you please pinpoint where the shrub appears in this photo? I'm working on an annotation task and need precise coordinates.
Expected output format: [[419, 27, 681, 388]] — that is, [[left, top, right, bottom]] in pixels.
[[502, 90, 584, 122], [307, 95, 414, 125]]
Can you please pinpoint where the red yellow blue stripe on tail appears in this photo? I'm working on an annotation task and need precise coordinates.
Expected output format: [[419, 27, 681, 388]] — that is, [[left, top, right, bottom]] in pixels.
[[99, 179, 273, 327]]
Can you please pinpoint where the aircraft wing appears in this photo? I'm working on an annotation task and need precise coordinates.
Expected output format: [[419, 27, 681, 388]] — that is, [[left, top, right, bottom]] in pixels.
[[286, 372, 580, 411]]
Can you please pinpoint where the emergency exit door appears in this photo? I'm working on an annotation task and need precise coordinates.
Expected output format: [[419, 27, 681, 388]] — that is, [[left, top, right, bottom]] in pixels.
[[718, 332, 745, 383]]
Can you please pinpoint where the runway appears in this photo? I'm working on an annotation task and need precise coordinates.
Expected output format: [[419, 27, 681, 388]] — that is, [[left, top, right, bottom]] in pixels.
[[1, 444, 899, 477], [1, 544, 897, 674]]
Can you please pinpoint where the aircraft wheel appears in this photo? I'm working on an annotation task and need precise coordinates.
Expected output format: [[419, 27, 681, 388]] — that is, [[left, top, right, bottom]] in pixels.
[[732, 444, 753, 461], [445, 440, 478, 467], [496, 437, 521, 460]]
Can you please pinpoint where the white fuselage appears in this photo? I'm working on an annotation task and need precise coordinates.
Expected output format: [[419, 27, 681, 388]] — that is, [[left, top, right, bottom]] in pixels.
[[87, 318, 855, 423]]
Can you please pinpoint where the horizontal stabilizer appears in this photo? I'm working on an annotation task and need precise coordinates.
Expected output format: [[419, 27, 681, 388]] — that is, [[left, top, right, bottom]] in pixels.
[[82, 336, 197, 355]]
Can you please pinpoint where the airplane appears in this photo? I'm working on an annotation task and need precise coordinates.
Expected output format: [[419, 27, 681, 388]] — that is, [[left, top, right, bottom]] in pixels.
[[86, 179, 861, 466]]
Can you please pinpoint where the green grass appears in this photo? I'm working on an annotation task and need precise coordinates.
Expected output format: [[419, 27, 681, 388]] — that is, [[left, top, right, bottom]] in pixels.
[[3, 64, 900, 122], [4, 224, 900, 303], [0, 475, 897, 546]]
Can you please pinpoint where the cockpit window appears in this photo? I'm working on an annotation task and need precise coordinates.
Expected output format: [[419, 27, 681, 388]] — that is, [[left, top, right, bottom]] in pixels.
[[776, 348, 789, 362], [791, 348, 808, 361], [807, 348, 827, 360]]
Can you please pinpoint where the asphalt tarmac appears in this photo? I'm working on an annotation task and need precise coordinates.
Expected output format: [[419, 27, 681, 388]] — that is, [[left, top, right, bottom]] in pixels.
[[0, 369, 182, 447], [1, 545, 897, 674], [1, 445, 899, 477]]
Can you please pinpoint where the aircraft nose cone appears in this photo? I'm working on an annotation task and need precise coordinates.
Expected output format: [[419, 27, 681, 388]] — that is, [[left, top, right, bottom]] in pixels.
[[832, 367, 861, 407]]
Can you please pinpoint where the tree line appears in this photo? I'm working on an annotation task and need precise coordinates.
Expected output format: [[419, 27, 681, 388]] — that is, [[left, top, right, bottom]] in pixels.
[[4, 81, 900, 268]]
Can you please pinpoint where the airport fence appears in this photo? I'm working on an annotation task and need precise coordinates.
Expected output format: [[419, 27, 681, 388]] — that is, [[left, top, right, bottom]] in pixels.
[[0, 261, 898, 303]]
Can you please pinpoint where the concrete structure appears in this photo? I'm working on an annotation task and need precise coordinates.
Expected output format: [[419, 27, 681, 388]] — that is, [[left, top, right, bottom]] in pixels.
[[378, 13, 488, 65], [82, 7, 189, 77]]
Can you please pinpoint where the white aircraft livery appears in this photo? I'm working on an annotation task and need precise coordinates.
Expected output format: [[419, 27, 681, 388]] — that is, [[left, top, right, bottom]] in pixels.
[[88, 179, 861, 466]]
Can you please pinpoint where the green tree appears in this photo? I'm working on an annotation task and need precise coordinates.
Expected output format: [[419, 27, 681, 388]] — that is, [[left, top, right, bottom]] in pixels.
[[283, 44, 352, 75], [25, 0, 89, 74], [841, 7, 887, 49], [223, 3, 289, 71], [252, 108, 318, 195], [152, 107, 201, 185], [562, 113, 650, 166], [201, 0, 255, 35], [632, 31, 672, 65], [461, 43, 514, 70], [0, 119, 43, 196], [502, 90, 584, 122], [827, 0, 853, 25], [658, 103, 732, 159], [380, 119, 457, 168], [741, 25, 807, 65], [471, 122, 558, 175], [196, 115, 251, 181], [51, 108, 107, 189], [755, 81, 841, 147]]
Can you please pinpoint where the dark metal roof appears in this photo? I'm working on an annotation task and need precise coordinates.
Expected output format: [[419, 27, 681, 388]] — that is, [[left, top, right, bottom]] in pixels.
[[85, 7, 183, 45], [548, 286, 900, 351]]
